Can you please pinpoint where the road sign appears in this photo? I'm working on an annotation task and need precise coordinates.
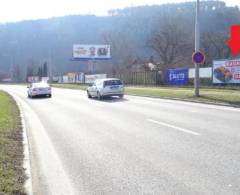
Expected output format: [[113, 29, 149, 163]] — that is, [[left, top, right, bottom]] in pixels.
[[192, 51, 205, 64]]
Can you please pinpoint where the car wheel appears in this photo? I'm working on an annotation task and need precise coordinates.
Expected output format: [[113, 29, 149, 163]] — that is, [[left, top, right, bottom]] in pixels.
[[119, 94, 124, 99], [49, 94, 52, 98], [97, 91, 102, 100], [87, 91, 92, 98]]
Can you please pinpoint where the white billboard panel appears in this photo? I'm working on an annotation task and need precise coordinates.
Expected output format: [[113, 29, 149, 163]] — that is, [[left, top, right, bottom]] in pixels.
[[213, 59, 240, 84], [27, 76, 39, 83], [189, 67, 212, 78], [85, 74, 107, 84], [73, 45, 111, 60], [41, 77, 49, 82]]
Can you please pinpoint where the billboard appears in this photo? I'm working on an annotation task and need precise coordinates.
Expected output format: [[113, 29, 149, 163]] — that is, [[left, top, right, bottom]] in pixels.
[[85, 74, 107, 84], [27, 76, 39, 83], [76, 73, 84, 83], [189, 67, 212, 78], [62, 75, 68, 83], [213, 59, 240, 84], [68, 73, 76, 83], [165, 68, 189, 85], [73, 45, 111, 60], [41, 77, 49, 82], [52, 76, 59, 82]]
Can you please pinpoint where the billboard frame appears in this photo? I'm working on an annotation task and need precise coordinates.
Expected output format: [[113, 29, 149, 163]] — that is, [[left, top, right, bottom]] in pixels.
[[213, 58, 240, 85]]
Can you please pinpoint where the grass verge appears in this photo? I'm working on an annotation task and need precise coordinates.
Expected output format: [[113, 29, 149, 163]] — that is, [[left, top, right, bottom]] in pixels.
[[52, 83, 87, 90], [0, 90, 26, 195], [51, 83, 240, 105], [125, 87, 240, 105]]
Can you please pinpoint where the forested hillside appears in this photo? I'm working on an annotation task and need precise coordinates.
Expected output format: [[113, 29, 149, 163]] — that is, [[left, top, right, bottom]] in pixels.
[[0, 1, 239, 81]]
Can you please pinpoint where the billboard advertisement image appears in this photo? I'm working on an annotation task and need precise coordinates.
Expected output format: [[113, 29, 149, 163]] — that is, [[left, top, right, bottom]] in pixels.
[[73, 45, 111, 60], [213, 59, 240, 84], [68, 73, 76, 83], [165, 68, 189, 85], [27, 76, 39, 83]]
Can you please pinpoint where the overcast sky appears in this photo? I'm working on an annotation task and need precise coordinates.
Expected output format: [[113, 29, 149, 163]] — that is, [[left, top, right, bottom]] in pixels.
[[0, 0, 238, 23]]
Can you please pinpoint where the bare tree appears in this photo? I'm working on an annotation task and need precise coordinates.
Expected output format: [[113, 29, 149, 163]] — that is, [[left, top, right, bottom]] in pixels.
[[202, 31, 231, 65], [102, 31, 135, 73], [148, 15, 193, 70]]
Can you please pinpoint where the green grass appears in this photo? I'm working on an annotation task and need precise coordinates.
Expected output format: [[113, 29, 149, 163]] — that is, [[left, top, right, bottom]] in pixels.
[[125, 86, 240, 105], [0, 90, 26, 195], [52, 83, 240, 105], [52, 83, 87, 90]]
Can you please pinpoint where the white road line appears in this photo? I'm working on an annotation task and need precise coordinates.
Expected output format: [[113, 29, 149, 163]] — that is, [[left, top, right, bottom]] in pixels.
[[147, 119, 201, 136], [17, 101, 33, 195], [10, 92, 77, 195]]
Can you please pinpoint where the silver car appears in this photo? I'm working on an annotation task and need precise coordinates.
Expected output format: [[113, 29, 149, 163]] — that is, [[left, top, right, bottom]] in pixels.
[[87, 78, 124, 100], [27, 82, 52, 98]]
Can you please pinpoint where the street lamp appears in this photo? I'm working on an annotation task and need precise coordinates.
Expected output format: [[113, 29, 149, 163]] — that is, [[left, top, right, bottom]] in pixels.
[[194, 0, 200, 97]]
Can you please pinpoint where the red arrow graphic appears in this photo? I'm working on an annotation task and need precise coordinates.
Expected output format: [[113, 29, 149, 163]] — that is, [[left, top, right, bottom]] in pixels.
[[227, 25, 240, 57]]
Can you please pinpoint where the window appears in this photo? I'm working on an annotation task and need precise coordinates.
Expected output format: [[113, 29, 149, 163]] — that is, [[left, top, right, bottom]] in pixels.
[[104, 80, 122, 86]]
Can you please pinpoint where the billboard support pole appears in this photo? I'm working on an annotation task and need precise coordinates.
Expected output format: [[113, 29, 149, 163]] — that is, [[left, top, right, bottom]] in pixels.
[[87, 60, 95, 74], [194, 0, 200, 97], [88, 60, 91, 73]]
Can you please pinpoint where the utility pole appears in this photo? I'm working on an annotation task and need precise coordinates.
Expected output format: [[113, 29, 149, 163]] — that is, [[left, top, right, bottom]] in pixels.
[[194, 0, 200, 97]]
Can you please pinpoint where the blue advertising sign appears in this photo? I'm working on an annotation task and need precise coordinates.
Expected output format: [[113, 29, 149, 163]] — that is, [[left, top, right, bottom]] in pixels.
[[165, 68, 189, 85]]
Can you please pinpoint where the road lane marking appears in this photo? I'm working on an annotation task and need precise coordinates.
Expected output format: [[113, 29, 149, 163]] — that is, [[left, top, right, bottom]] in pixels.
[[147, 119, 201, 136]]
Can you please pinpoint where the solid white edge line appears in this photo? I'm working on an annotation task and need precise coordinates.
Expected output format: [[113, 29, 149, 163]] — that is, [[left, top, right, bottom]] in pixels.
[[147, 119, 201, 136], [0, 89, 34, 195], [12, 94, 77, 195], [18, 101, 33, 195]]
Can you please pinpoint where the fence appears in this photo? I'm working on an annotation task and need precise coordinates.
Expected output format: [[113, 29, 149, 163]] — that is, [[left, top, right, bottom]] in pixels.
[[56, 70, 239, 89], [109, 71, 239, 89], [108, 71, 162, 85]]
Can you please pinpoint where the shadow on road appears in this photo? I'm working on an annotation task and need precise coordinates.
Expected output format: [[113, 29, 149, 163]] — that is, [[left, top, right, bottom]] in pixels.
[[28, 95, 51, 100]]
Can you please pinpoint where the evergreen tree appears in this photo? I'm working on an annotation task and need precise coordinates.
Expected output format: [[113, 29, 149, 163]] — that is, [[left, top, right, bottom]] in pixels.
[[43, 62, 48, 77]]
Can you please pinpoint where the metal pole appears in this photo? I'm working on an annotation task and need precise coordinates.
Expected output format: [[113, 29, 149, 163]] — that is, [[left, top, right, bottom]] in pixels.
[[194, 0, 200, 97]]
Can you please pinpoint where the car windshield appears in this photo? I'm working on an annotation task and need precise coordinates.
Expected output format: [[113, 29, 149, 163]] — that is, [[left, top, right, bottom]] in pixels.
[[104, 80, 122, 86]]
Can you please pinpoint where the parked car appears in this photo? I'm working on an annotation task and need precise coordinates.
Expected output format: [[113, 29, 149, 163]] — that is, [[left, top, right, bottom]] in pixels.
[[27, 82, 52, 98], [87, 78, 124, 100]]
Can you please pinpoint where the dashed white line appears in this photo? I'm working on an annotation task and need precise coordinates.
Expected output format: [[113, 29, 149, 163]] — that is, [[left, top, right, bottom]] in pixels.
[[147, 119, 201, 136]]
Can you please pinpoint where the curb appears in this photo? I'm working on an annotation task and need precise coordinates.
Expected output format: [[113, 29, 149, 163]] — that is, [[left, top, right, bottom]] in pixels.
[[16, 100, 33, 195], [127, 94, 240, 108]]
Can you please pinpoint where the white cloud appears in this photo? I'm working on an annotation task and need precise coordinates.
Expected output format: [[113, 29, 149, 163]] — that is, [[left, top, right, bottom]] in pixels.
[[0, 0, 238, 23]]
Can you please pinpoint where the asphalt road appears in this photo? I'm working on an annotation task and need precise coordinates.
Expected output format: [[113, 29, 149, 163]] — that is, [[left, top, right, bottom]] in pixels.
[[1, 85, 240, 195]]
